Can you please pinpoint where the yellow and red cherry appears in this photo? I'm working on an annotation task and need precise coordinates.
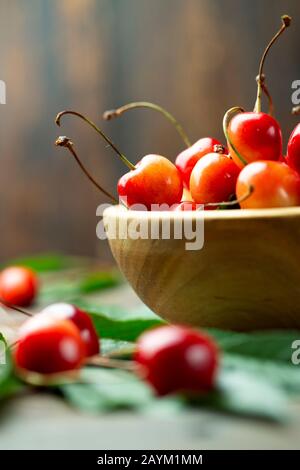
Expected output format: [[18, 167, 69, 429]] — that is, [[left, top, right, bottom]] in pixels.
[[227, 112, 282, 169], [118, 155, 183, 209], [175, 137, 225, 188], [189, 146, 240, 205], [236, 160, 300, 209], [0, 267, 38, 307]]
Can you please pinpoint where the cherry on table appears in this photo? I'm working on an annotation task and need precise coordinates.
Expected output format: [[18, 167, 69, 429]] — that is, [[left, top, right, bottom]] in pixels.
[[15, 316, 85, 374], [135, 325, 218, 396], [0, 266, 38, 307]]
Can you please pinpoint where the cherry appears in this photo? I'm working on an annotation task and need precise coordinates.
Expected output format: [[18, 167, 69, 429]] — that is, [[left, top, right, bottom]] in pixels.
[[56, 111, 183, 210], [224, 16, 291, 168], [0, 266, 38, 307], [135, 325, 218, 396], [117, 155, 183, 209], [189, 146, 240, 205], [286, 123, 300, 174], [41, 303, 99, 357], [236, 160, 300, 209], [176, 137, 224, 188], [15, 316, 85, 374], [226, 110, 282, 169]]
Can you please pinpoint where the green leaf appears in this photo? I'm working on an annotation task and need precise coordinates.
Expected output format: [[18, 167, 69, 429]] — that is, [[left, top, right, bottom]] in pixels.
[[207, 329, 300, 363], [60, 367, 154, 412], [59, 363, 287, 421], [3, 253, 78, 273], [0, 345, 23, 399], [60, 367, 185, 415], [0, 333, 7, 347], [79, 271, 121, 293], [101, 339, 135, 357], [205, 368, 288, 421], [39, 271, 122, 303], [76, 303, 165, 341], [223, 353, 300, 395]]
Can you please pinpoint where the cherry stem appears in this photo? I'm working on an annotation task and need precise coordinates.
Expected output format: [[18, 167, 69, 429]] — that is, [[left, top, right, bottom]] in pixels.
[[203, 185, 254, 209], [0, 300, 32, 317], [257, 74, 274, 116], [103, 102, 191, 148], [55, 136, 118, 203], [86, 355, 136, 372], [254, 15, 291, 113], [292, 106, 300, 116], [55, 110, 135, 171], [222, 107, 247, 166]]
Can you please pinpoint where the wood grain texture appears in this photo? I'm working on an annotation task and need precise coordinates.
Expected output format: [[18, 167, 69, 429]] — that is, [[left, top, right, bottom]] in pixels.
[[0, 0, 299, 260], [104, 206, 300, 330]]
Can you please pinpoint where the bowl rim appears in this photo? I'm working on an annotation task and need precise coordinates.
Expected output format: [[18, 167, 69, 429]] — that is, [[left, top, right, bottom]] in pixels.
[[103, 204, 300, 221]]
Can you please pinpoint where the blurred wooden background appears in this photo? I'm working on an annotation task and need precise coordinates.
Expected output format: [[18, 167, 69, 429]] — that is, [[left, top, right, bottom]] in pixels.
[[0, 0, 299, 262]]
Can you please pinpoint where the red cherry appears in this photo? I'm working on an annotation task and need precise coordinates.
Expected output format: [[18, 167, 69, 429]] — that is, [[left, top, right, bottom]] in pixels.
[[227, 112, 282, 169], [118, 155, 183, 209], [41, 303, 99, 357], [236, 160, 300, 208], [190, 152, 240, 204], [15, 317, 85, 374], [287, 123, 300, 174], [0, 267, 38, 307], [175, 137, 223, 188], [135, 325, 218, 396]]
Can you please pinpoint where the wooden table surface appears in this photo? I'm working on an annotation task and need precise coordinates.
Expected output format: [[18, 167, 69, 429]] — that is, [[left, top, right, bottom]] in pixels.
[[1, 280, 300, 450]]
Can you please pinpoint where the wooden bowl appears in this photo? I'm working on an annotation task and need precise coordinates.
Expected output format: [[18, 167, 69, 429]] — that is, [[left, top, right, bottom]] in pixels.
[[103, 205, 300, 330]]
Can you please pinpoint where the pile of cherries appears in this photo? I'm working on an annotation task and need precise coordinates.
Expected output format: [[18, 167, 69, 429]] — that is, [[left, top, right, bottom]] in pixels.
[[55, 15, 300, 211], [0, 266, 218, 395]]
